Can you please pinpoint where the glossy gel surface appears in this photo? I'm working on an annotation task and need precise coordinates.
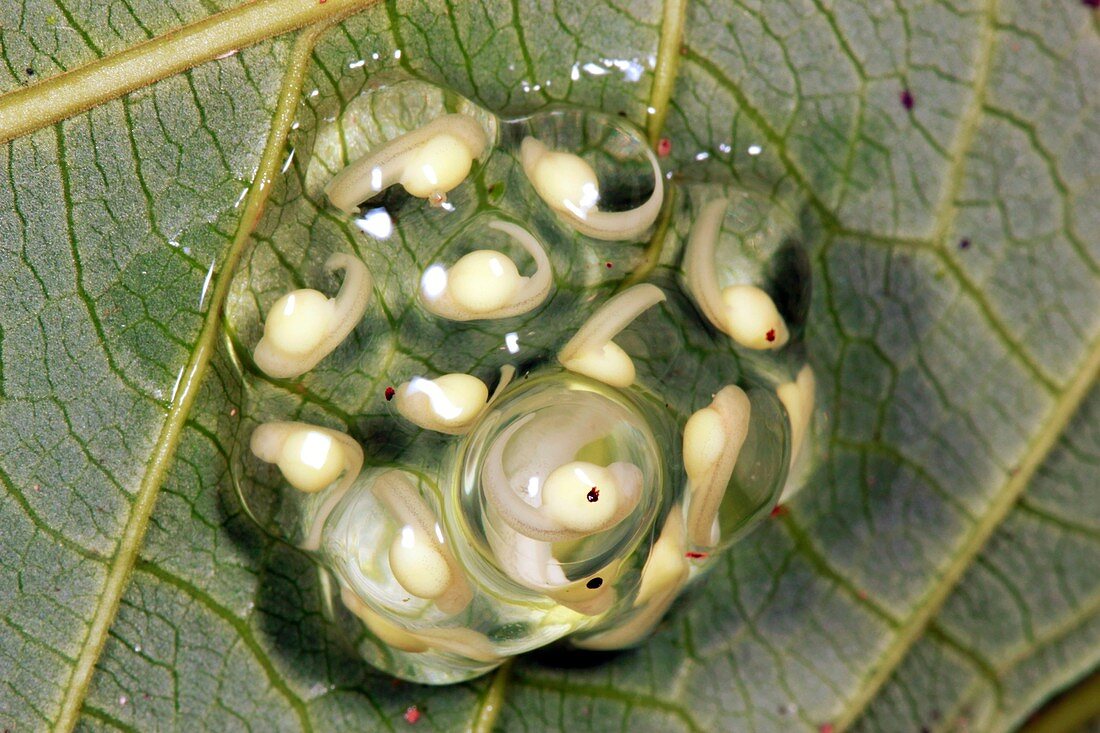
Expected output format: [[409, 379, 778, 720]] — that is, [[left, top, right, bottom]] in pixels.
[[227, 77, 815, 683]]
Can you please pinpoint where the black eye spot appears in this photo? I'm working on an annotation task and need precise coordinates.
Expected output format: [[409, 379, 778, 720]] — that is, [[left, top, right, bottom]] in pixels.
[[586, 577, 603, 589]]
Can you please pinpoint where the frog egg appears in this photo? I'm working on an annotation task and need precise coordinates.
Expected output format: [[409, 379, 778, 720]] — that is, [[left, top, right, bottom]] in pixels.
[[394, 373, 490, 435], [449, 250, 521, 312], [459, 375, 662, 614], [251, 422, 362, 494], [388, 527, 453, 600], [574, 505, 689, 650], [420, 220, 552, 321], [520, 136, 663, 241], [777, 364, 816, 503], [683, 386, 751, 547], [558, 284, 666, 387], [525, 147, 600, 216], [540, 462, 622, 534], [482, 413, 644, 542], [370, 470, 473, 614], [253, 253, 373, 378], [399, 133, 477, 198], [720, 285, 790, 350], [684, 197, 791, 350], [325, 114, 488, 213], [250, 421, 364, 551], [262, 290, 331, 356]]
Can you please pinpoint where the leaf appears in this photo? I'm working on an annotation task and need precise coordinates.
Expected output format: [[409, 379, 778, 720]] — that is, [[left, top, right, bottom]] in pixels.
[[856, 386, 1100, 731], [0, 1, 1097, 732]]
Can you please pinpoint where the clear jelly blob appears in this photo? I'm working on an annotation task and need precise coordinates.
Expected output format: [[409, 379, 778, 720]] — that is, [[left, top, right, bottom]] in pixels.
[[226, 75, 816, 684]]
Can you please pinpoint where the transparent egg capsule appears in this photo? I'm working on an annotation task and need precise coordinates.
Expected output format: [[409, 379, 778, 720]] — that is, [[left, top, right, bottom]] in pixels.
[[226, 75, 818, 685]]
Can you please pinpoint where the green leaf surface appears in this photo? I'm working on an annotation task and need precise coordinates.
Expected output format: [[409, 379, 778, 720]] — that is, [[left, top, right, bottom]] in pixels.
[[0, 1, 1097, 731]]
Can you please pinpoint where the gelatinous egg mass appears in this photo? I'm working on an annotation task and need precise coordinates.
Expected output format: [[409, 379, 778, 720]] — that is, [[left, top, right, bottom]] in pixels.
[[227, 77, 815, 685]]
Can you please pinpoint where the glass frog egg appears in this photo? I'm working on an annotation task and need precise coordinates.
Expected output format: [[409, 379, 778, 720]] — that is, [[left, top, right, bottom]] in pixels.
[[227, 77, 816, 684]]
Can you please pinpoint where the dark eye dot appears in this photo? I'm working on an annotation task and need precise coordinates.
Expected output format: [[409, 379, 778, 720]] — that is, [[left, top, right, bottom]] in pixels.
[[586, 577, 603, 589], [586, 487, 599, 502]]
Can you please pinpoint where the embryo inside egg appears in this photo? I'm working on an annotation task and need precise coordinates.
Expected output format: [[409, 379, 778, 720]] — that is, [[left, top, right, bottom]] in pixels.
[[226, 76, 815, 684]]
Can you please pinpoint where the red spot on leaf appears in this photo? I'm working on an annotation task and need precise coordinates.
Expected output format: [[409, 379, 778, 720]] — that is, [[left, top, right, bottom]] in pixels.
[[385, 386, 396, 401], [770, 504, 788, 518], [1084, 0, 1099, 8], [605, 261, 613, 269], [959, 238, 971, 250], [765, 329, 776, 342], [657, 138, 672, 157], [685, 551, 708, 559], [900, 88, 915, 110], [404, 706, 421, 724], [819, 724, 834, 733]]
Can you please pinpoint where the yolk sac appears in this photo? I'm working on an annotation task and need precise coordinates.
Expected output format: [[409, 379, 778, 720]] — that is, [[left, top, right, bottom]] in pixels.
[[395, 373, 487, 434], [540, 462, 626, 534], [683, 385, 752, 548], [249, 421, 363, 550], [575, 505, 689, 650], [420, 221, 552, 321], [395, 368, 514, 435], [253, 253, 373, 379], [776, 364, 816, 503], [685, 198, 790, 350], [324, 114, 489, 213], [371, 470, 472, 614], [520, 137, 664, 241], [557, 284, 666, 387], [482, 414, 643, 542]]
